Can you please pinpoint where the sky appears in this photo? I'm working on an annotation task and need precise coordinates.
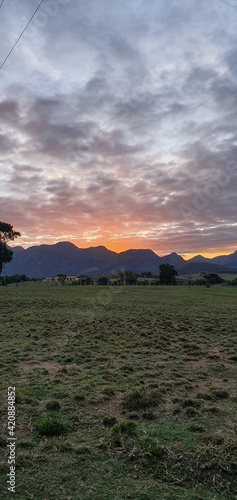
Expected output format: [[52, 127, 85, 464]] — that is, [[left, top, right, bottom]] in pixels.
[[0, 0, 237, 258]]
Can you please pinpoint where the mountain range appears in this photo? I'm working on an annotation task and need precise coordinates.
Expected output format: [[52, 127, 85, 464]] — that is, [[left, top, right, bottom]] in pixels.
[[2, 242, 237, 278]]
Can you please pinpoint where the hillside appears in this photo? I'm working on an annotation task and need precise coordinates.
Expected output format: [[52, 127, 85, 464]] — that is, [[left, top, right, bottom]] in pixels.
[[2, 242, 237, 278], [177, 261, 233, 276], [3, 243, 185, 278]]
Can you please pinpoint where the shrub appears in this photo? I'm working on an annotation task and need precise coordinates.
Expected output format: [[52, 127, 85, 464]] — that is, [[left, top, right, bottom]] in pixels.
[[110, 423, 122, 447], [211, 389, 229, 399], [109, 420, 138, 446], [45, 400, 61, 410], [122, 387, 161, 411], [120, 420, 138, 435], [36, 417, 67, 436]]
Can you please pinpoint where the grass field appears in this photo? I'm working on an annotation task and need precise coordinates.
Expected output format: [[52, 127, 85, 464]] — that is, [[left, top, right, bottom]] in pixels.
[[0, 284, 237, 499]]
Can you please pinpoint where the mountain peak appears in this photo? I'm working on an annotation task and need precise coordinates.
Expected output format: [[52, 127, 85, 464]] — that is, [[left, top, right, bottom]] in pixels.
[[3, 243, 237, 278], [188, 254, 210, 263], [54, 241, 78, 247]]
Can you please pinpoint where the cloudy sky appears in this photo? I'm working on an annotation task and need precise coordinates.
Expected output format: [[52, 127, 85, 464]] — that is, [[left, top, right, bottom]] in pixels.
[[0, 0, 237, 257]]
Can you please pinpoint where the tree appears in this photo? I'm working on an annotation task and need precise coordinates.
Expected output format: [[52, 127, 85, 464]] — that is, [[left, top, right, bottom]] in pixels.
[[5, 274, 29, 284], [140, 271, 152, 278], [57, 273, 67, 285], [97, 276, 108, 286], [203, 273, 225, 286], [159, 263, 177, 285], [117, 270, 138, 285], [0, 222, 21, 276], [229, 278, 237, 286]]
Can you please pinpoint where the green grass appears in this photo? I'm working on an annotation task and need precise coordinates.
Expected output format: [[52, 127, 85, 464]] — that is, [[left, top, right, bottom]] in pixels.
[[0, 283, 237, 499]]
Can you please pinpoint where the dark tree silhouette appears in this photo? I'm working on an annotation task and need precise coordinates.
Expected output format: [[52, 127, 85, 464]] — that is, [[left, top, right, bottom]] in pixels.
[[203, 273, 224, 285], [0, 222, 21, 276], [159, 263, 177, 285], [118, 270, 138, 285], [97, 276, 108, 285], [57, 274, 67, 285]]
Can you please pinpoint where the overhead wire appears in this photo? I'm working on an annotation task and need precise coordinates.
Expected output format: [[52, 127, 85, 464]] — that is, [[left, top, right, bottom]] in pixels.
[[0, 0, 45, 70], [0, 1, 5, 9]]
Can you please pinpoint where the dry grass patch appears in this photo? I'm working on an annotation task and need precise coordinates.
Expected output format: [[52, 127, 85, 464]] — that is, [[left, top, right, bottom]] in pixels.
[[84, 395, 123, 420], [19, 360, 61, 375]]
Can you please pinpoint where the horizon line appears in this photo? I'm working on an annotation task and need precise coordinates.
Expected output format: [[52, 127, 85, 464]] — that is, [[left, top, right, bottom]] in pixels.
[[9, 240, 237, 261]]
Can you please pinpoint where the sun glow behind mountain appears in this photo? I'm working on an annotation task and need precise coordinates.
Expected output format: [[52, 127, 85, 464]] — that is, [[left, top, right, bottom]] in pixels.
[[10, 238, 235, 262]]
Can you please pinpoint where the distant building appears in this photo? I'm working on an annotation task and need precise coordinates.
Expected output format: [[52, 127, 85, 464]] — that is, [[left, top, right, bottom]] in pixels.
[[43, 276, 79, 282]]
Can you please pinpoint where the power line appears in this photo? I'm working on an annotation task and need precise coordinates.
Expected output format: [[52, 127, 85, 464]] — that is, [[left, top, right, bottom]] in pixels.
[[0, 0, 45, 71], [0, 1, 5, 9]]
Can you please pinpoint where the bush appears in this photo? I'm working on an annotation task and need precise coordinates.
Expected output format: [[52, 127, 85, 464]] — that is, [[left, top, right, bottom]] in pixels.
[[211, 388, 229, 399], [110, 423, 122, 447], [36, 417, 67, 436], [45, 400, 61, 410], [122, 387, 161, 411], [109, 420, 138, 447], [120, 420, 138, 435]]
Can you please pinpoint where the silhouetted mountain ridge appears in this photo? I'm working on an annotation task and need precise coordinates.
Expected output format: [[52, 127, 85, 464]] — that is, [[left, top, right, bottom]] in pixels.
[[2, 242, 237, 278]]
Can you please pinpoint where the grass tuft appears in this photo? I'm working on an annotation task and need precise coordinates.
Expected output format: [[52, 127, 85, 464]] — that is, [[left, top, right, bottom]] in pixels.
[[122, 387, 161, 411], [36, 417, 68, 436], [45, 400, 61, 410]]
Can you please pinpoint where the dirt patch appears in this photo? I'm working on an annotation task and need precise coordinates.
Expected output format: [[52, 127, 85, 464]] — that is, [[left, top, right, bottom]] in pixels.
[[19, 361, 61, 375], [189, 375, 234, 399], [183, 359, 207, 371], [185, 355, 235, 375], [85, 396, 122, 420], [189, 379, 209, 396]]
